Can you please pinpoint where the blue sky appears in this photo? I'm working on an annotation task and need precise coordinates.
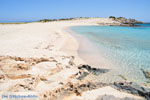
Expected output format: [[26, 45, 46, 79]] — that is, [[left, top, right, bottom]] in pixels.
[[0, 0, 150, 22]]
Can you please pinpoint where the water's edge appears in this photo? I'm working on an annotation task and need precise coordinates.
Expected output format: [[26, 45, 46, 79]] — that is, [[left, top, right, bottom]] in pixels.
[[68, 27, 122, 83], [68, 27, 113, 69], [69, 25, 150, 84]]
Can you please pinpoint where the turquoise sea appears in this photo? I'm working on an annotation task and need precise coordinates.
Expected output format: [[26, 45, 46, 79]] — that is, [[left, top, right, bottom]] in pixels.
[[71, 24, 150, 84]]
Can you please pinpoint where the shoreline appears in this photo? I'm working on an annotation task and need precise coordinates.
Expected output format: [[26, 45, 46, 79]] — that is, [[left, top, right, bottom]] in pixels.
[[67, 26, 113, 69], [0, 18, 147, 100], [60, 27, 86, 65]]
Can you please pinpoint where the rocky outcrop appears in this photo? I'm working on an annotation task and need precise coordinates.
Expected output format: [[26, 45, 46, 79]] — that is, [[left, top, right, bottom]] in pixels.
[[40, 81, 109, 100], [109, 17, 143, 26], [116, 17, 143, 24], [38, 64, 110, 100], [96, 95, 141, 100], [0, 55, 146, 100], [113, 82, 150, 100]]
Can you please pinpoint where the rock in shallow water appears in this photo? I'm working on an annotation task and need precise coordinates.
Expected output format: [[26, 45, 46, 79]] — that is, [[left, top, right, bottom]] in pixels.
[[113, 82, 150, 100], [141, 69, 150, 79], [96, 95, 140, 100], [78, 65, 109, 76]]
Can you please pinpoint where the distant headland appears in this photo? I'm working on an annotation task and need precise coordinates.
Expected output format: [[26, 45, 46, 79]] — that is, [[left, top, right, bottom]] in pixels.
[[38, 16, 144, 27]]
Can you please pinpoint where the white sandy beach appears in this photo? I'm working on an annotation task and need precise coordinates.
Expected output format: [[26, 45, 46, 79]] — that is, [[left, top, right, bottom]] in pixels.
[[0, 18, 144, 100]]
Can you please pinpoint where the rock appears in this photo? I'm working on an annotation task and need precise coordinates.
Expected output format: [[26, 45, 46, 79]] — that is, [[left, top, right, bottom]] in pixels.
[[68, 56, 75, 66], [40, 76, 47, 81], [96, 95, 140, 100], [59, 82, 64, 85], [77, 71, 89, 80], [5, 74, 31, 80], [113, 82, 150, 100], [115, 17, 143, 25], [78, 65, 109, 76], [109, 17, 143, 27], [0, 75, 5, 80], [74, 89, 81, 96], [8, 84, 33, 92], [141, 69, 150, 79], [16, 63, 30, 70], [78, 65, 89, 70]]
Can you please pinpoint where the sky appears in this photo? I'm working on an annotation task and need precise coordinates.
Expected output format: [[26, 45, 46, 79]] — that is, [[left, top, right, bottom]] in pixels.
[[0, 0, 150, 22]]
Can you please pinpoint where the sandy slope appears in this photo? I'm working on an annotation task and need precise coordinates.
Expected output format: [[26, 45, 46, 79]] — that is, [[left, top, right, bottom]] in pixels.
[[0, 18, 117, 60]]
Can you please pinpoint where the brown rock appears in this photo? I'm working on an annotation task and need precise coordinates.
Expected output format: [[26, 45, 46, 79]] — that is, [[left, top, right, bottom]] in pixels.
[[40, 76, 47, 81], [74, 89, 81, 96], [5, 74, 31, 80], [0, 75, 5, 80]]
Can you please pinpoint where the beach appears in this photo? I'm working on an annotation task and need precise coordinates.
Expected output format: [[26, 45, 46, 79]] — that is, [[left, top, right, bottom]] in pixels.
[[0, 18, 146, 100]]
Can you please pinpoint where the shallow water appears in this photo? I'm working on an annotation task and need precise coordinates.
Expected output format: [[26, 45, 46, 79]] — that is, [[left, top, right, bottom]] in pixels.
[[71, 24, 150, 84]]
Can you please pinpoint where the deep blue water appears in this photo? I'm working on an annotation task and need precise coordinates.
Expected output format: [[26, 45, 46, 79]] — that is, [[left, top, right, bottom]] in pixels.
[[136, 23, 150, 27], [71, 24, 150, 83]]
